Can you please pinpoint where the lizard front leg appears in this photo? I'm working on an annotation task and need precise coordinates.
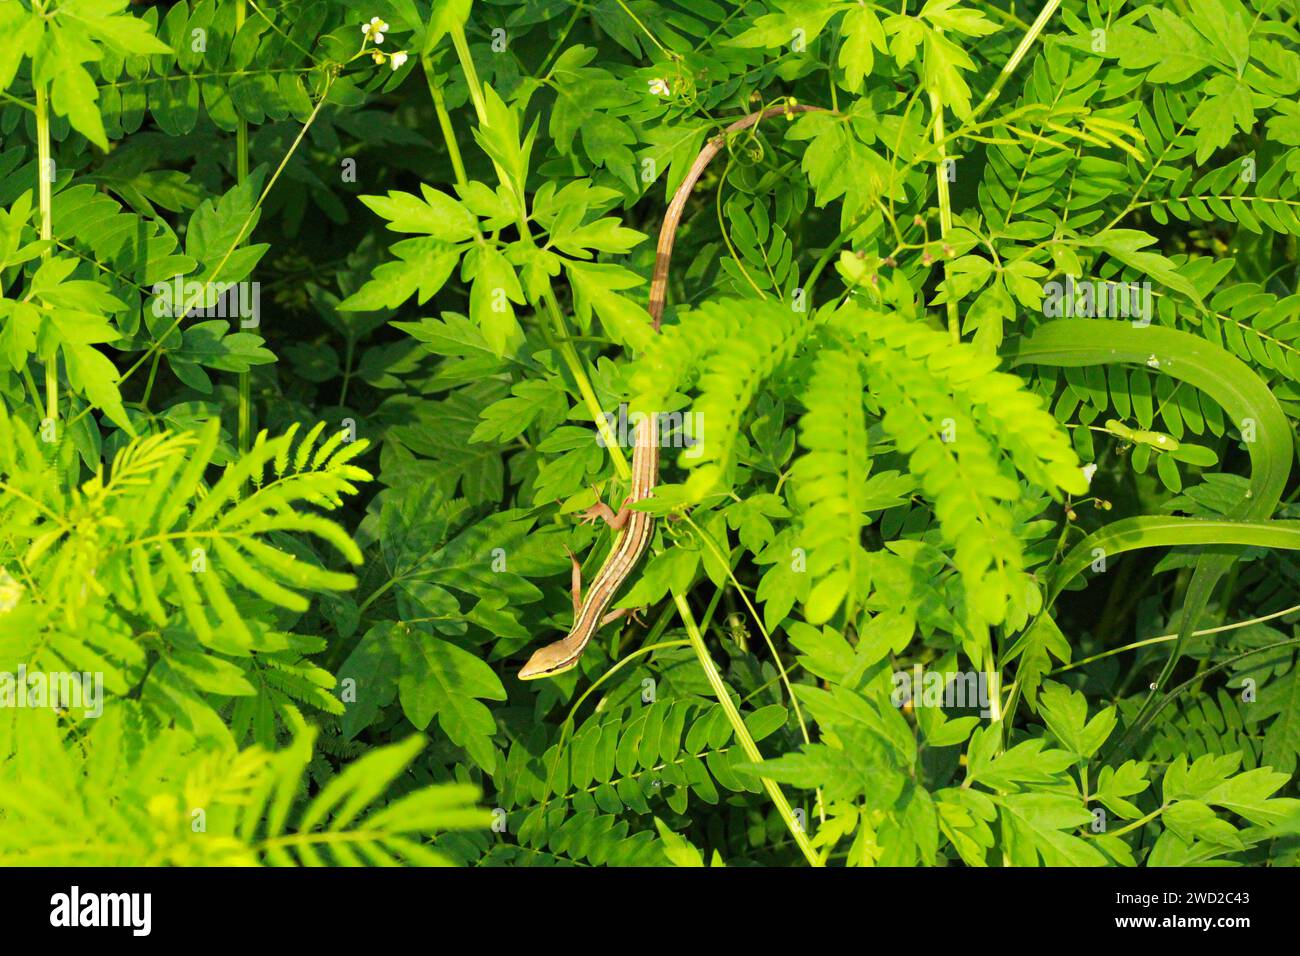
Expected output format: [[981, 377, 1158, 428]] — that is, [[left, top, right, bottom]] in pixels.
[[579, 489, 634, 531]]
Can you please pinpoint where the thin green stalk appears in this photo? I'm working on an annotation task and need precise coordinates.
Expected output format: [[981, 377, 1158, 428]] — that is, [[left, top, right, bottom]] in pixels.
[[140, 351, 162, 410], [682, 513, 825, 824], [540, 293, 629, 477], [441, 21, 629, 479], [1049, 602, 1300, 676], [449, 27, 488, 127], [35, 84, 55, 428], [611, 0, 674, 61], [971, 0, 1064, 121], [336, 337, 355, 409], [236, 0, 252, 457], [929, 90, 959, 342], [0, 481, 71, 529], [421, 46, 618, 471], [68, 74, 335, 431], [1088, 803, 1166, 840], [538, 2, 586, 77], [715, 153, 768, 300], [983, 645, 1004, 722], [0, 89, 35, 112], [20, 365, 42, 410], [1110, 638, 1300, 762], [423, 32, 607, 466], [682, 518, 812, 747], [979, 3, 1033, 31], [672, 592, 822, 867], [246, 0, 320, 63], [424, 64, 470, 189]]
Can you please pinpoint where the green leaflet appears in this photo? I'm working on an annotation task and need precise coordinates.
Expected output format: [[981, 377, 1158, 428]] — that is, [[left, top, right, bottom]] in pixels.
[[797, 347, 872, 624], [391, 621, 508, 774]]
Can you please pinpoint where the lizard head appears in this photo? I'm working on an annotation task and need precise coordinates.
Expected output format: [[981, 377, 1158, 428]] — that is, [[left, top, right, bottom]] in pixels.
[[518, 643, 581, 680]]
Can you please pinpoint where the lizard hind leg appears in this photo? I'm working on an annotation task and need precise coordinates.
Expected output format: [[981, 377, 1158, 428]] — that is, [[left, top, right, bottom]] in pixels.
[[598, 605, 647, 628], [564, 546, 583, 615]]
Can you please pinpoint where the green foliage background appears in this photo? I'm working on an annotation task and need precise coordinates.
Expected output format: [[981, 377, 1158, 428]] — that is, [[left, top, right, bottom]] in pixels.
[[2, 0, 1300, 866]]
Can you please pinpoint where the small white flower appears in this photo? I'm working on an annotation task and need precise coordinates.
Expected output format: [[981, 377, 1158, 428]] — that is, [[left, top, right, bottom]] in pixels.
[[1082, 463, 1097, 486], [390, 51, 408, 70], [1146, 353, 1160, 368], [648, 77, 670, 97], [362, 16, 389, 44]]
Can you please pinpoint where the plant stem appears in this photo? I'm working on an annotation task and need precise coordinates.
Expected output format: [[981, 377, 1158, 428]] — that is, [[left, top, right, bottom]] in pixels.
[[984, 644, 1004, 722], [236, 0, 252, 457], [35, 84, 55, 428], [140, 351, 161, 410], [20, 365, 42, 409], [682, 516, 813, 745], [0, 90, 35, 112], [449, 27, 488, 123], [683, 513, 826, 824], [423, 55, 613, 472], [424, 64, 470, 189], [440, 21, 630, 480], [74, 75, 334, 427], [538, 3, 585, 77], [971, 0, 1064, 121], [612, 0, 674, 60], [1051, 602, 1300, 676], [1105, 637, 1300, 763], [929, 90, 959, 342], [541, 292, 629, 478], [336, 337, 355, 409], [672, 592, 823, 867], [1089, 803, 1166, 839]]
